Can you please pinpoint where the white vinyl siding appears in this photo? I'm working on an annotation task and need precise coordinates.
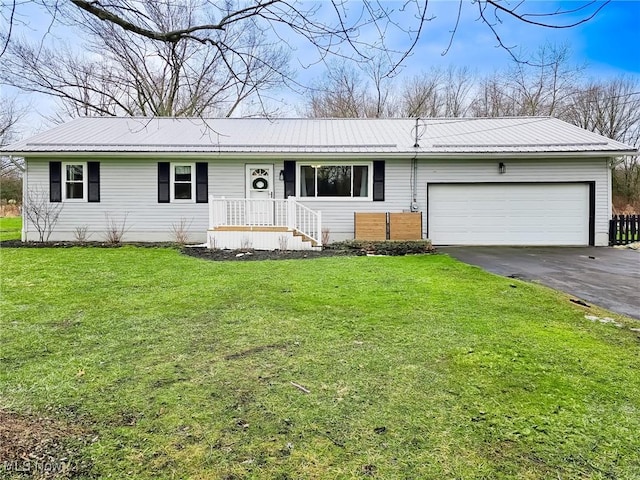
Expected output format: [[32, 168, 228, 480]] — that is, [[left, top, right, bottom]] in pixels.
[[23, 156, 610, 245], [25, 159, 219, 242], [24, 157, 411, 242], [299, 158, 609, 244]]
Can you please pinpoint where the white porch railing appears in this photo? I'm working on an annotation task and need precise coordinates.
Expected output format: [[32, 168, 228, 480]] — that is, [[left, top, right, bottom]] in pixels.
[[209, 196, 322, 245]]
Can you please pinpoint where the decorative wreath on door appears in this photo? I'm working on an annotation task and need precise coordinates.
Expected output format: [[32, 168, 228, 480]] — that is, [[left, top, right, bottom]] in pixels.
[[252, 178, 268, 190]]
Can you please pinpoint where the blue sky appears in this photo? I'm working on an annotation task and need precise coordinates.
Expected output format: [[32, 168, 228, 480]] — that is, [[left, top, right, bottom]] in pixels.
[[336, 0, 640, 77], [4, 1, 639, 134], [572, 0, 640, 75], [277, 0, 640, 112]]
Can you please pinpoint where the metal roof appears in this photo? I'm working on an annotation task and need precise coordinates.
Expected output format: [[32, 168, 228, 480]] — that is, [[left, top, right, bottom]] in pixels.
[[2, 116, 636, 156]]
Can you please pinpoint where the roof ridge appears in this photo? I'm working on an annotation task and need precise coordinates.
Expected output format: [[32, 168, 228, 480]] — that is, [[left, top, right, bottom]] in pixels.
[[73, 116, 555, 121]]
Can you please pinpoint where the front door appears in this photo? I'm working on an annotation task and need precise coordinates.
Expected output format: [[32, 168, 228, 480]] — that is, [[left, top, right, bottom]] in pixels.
[[245, 164, 274, 224]]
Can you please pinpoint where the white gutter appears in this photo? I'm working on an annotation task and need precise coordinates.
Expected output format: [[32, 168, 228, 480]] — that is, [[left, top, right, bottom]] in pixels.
[[3, 149, 637, 160]]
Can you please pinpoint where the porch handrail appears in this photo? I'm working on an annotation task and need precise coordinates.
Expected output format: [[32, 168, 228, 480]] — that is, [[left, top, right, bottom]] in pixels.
[[291, 197, 322, 246], [208, 196, 322, 245]]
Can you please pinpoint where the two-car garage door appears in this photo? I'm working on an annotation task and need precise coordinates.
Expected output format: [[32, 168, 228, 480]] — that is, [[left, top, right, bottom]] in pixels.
[[428, 183, 591, 246]]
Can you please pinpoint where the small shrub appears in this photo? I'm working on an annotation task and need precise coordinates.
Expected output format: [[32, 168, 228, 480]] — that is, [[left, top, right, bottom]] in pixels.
[[278, 235, 289, 251], [104, 213, 129, 244], [327, 240, 434, 256], [240, 237, 252, 250], [170, 217, 193, 245], [73, 225, 90, 243], [321, 228, 331, 245]]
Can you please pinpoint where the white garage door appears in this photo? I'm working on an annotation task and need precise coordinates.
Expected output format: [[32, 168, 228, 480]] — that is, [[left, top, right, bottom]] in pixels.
[[428, 183, 590, 246]]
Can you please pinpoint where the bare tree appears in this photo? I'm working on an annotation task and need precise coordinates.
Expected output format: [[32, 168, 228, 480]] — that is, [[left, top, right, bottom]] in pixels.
[[0, 1, 617, 124], [563, 77, 640, 144], [563, 77, 640, 205], [304, 55, 404, 119], [471, 43, 581, 117], [361, 56, 398, 118], [470, 74, 514, 117], [0, 95, 25, 204], [305, 62, 374, 118], [0, 95, 23, 148], [507, 43, 583, 116], [2, 2, 290, 118], [442, 66, 474, 117], [2, 1, 613, 77], [400, 71, 443, 118], [398, 67, 473, 118], [306, 63, 475, 119], [24, 188, 63, 241]]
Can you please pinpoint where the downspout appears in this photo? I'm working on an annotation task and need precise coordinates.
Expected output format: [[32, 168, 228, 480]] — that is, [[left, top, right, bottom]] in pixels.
[[607, 157, 613, 217], [410, 118, 420, 212], [21, 156, 27, 242], [411, 156, 418, 212]]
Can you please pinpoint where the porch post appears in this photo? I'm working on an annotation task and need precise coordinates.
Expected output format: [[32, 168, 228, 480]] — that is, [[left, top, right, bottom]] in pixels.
[[317, 209, 322, 245], [287, 196, 296, 230], [208, 195, 214, 229], [218, 196, 227, 227]]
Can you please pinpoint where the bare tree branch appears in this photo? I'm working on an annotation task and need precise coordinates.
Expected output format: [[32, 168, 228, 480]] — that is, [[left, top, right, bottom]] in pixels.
[[486, 0, 610, 29], [1, 2, 291, 118], [2, 1, 610, 77]]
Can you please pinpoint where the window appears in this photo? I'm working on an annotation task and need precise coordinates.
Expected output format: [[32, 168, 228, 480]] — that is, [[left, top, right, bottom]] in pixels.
[[50, 162, 99, 203], [63, 162, 87, 200], [171, 163, 195, 201], [299, 163, 371, 199], [158, 162, 207, 203]]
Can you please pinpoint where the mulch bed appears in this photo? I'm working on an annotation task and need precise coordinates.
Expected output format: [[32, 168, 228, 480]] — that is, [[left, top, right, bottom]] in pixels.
[[1, 240, 435, 261], [181, 247, 364, 261], [0, 241, 363, 261]]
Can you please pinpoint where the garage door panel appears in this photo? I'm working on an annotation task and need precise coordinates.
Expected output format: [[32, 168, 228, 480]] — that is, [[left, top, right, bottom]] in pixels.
[[428, 183, 589, 246]]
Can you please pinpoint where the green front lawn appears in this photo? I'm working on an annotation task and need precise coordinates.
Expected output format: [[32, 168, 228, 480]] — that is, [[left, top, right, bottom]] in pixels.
[[0, 216, 21, 241], [1, 247, 639, 479]]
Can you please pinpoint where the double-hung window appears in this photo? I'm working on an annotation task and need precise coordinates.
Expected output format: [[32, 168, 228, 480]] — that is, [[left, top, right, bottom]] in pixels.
[[63, 162, 87, 201], [171, 163, 195, 201], [299, 163, 371, 199], [158, 162, 207, 203], [49, 161, 99, 203]]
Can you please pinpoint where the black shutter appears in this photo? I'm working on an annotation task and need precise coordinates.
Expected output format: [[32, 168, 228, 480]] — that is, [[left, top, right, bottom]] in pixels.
[[373, 160, 385, 201], [87, 162, 100, 202], [158, 162, 170, 203], [283, 160, 296, 198], [195, 162, 208, 203], [50, 161, 62, 202]]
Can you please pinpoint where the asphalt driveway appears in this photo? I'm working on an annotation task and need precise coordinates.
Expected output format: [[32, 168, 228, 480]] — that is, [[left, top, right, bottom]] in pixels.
[[441, 247, 640, 320]]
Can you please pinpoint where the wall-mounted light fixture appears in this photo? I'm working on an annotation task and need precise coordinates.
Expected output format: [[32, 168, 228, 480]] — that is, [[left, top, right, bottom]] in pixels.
[[498, 162, 506, 174], [279, 169, 285, 181]]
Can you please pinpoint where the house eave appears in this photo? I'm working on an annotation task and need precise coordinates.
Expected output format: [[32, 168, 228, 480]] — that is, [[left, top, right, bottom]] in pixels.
[[6, 149, 637, 160]]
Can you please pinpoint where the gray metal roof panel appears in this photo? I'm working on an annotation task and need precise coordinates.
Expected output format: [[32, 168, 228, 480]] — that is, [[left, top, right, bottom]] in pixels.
[[2, 116, 636, 155]]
